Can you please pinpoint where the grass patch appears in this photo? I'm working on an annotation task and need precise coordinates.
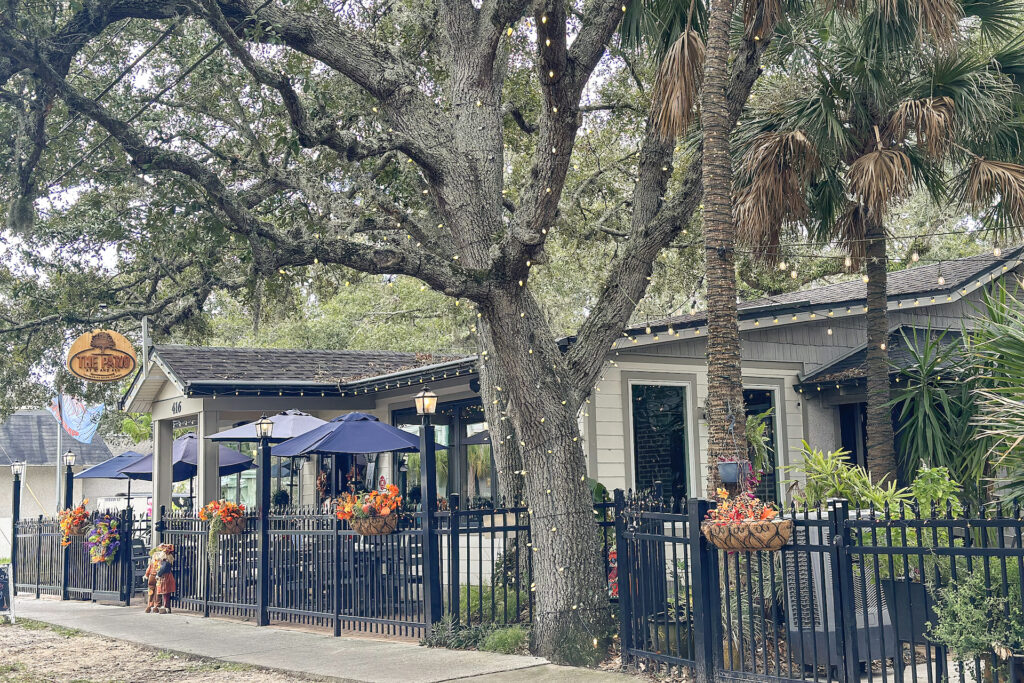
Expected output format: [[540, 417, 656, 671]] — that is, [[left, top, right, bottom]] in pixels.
[[480, 626, 529, 655], [0, 662, 25, 674], [14, 619, 83, 638]]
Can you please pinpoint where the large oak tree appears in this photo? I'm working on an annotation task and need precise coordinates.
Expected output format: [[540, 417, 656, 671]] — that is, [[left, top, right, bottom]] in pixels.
[[0, 0, 772, 660]]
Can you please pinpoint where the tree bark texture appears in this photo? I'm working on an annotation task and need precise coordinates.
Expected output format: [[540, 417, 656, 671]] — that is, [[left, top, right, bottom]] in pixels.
[[864, 224, 897, 482], [700, 0, 748, 494], [480, 290, 611, 664]]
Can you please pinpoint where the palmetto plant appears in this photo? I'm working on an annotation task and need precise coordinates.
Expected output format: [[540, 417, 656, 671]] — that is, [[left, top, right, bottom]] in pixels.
[[972, 285, 1024, 503], [733, 0, 1024, 482]]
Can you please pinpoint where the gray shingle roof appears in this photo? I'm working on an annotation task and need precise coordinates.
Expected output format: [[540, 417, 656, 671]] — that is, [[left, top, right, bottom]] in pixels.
[[798, 327, 963, 385], [0, 410, 113, 467], [153, 345, 467, 387], [624, 247, 1024, 336]]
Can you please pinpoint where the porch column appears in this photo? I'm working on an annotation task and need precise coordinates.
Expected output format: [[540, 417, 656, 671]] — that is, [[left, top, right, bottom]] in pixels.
[[196, 410, 221, 507], [152, 418, 174, 547]]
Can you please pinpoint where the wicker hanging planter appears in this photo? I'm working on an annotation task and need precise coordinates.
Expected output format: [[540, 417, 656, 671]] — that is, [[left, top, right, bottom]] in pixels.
[[701, 519, 793, 552], [349, 515, 398, 536], [220, 517, 246, 535], [67, 522, 89, 537]]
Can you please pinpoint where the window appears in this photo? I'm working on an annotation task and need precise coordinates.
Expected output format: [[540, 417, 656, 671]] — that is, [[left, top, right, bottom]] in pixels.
[[631, 384, 689, 501], [744, 389, 779, 503]]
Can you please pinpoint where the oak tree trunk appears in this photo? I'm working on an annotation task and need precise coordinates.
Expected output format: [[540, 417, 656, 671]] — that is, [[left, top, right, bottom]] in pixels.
[[864, 224, 897, 482], [479, 289, 610, 665], [701, 0, 748, 494]]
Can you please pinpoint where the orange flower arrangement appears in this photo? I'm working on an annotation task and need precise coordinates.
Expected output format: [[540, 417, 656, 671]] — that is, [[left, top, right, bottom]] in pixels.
[[198, 500, 245, 524], [704, 489, 778, 525], [59, 500, 90, 546], [336, 484, 402, 521]]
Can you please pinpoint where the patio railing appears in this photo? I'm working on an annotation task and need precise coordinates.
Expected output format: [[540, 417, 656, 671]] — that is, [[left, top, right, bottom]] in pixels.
[[615, 491, 1024, 683]]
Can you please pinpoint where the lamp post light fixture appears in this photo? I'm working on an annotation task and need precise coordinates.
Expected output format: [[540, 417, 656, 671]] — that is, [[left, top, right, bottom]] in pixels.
[[11, 461, 24, 594], [256, 414, 273, 627], [63, 450, 76, 511], [254, 414, 274, 440], [415, 387, 442, 631], [414, 387, 438, 416]]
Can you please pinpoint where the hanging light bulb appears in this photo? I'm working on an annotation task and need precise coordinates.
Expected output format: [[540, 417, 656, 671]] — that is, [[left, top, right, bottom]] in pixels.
[[911, 251, 920, 262], [845, 256, 852, 268], [778, 261, 788, 271], [862, 274, 870, 283], [938, 275, 945, 286], [994, 246, 1003, 257], [790, 270, 798, 279]]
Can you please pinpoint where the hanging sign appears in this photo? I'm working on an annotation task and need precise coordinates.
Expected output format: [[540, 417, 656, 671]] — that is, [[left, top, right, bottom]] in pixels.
[[66, 330, 137, 382]]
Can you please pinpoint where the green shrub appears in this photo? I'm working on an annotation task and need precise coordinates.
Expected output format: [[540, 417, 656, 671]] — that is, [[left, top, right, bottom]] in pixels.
[[480, 626, 529, 654], [929, 570, 1024, 662], [460, 582, 528, 624]]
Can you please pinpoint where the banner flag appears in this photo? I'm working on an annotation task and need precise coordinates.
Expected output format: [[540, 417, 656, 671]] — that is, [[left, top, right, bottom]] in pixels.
[[48, 395, 104, 444]]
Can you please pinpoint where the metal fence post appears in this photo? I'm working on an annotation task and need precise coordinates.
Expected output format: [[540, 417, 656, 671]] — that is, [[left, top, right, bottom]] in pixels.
[[156, 505, 166, 546], [34, 515, 42, 599], [613, 490, 632, 663], [121, 510, 133, 606], [420, 418, 442, 635], [11, 471, 20, 596], [448, 493, 461, 625], [828, 499, 859, 683], [689, 498, 720, 683], [332, 513, 341, 637]]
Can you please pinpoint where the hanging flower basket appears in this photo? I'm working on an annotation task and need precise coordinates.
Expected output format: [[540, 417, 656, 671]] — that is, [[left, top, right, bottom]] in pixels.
[[702, 489, 793, 552], [349, 514, 398, 536], [337, 486, 403, 536], [220, 516, 246, 535], [59, 500, 91, 546], [702, 518, 794, 552]]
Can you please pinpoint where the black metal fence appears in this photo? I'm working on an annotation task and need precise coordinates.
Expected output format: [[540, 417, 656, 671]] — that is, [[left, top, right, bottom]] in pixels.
[[615, 493, 1024, 683], [13, 509, 139, 604]]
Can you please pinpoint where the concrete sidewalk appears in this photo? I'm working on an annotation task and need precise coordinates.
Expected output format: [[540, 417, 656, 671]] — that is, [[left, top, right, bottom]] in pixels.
[[13, 598, 632, 682]]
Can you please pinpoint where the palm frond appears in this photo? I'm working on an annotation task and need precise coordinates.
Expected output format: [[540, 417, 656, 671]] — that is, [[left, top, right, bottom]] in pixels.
[[877, 0, 962, 44], [650, 28, 706, 140], [961, 0, 1024, 44], [833, 202, 872, 260], [735, 131, 821, 261], [744, 0, 783, 39], [847, 147, 913, 218], [620, 0, 709, 57], [887, 96, 955, 160], [955, 157, 1024, 236]]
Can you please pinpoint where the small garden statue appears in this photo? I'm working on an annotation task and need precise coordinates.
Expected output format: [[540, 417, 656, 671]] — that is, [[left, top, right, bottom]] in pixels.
[[143, 548, 160, 613], [144, 544, 177, 614]]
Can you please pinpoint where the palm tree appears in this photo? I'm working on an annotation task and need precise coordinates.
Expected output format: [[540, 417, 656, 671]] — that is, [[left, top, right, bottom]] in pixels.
[[624, 0, 785, 493], [734, 0, 1024, 482]]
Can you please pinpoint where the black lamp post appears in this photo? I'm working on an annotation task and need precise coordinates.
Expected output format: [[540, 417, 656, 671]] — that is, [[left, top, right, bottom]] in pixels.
[[254, 414, 273, 627], [414, 387, 442, 631], [62, 449, 76, 511], [11, 461, 24, 595]]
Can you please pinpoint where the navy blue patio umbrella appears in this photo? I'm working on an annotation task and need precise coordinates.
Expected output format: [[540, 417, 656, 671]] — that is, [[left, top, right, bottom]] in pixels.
[[463, 429, 491, 445], [75, 450, 148, 503], [208, 410, 328, 443], [272, 412, 444, 500], [75, 451, 147, 480], [118, 433, 255, 482], [271, 412, 443, 457]]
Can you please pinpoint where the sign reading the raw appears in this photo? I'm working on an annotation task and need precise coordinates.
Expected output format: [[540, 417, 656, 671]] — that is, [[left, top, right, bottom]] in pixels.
[[67, 330, 137, 382]]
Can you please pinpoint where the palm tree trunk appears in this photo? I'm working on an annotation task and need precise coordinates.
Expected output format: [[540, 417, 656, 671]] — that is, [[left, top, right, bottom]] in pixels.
[[702, 0, 748, 494], [864, 222, 897, 482]]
